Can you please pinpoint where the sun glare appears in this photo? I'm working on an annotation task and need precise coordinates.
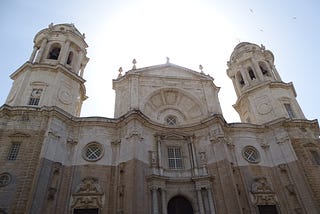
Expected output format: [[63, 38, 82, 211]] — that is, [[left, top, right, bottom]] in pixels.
[[82, 1, 240, 122]]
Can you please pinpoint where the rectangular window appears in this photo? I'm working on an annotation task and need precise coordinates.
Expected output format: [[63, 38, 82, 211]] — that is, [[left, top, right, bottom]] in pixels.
[[7, 143, 20, 160], [284, 103, 295, 118], [168, 147, 183, 169], [310, 150, 320, 165], [28, 89, 43, 106]]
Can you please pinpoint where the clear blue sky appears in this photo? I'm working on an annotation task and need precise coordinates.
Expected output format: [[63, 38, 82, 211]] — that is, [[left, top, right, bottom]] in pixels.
[[1, 0, 319, 123]]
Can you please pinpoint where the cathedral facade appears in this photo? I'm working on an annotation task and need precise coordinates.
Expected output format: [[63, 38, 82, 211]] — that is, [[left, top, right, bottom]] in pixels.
[[0, 23, 319, 214]]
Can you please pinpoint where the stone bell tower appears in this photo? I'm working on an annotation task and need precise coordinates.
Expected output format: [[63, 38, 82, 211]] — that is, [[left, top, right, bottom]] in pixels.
[[5, 23, 89, 116], [227, 42, 305, 124]]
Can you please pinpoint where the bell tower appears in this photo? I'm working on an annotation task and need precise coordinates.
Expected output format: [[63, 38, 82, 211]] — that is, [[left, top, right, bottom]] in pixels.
[[227, 42, 305, 124], [5, 23, 89, 116]]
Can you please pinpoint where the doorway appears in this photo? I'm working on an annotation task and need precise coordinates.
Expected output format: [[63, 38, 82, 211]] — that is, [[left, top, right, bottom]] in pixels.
[[258, 205, 279, 214], [167, 196, 194, 214], [73, 208, 99, 214]]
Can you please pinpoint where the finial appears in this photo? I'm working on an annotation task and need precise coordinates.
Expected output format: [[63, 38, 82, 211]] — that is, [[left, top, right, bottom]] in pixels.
[[199, 64, 204, 73], [118, 67, 123, 78], [166, 57, 170, 64], [132, 59, 137, 70]]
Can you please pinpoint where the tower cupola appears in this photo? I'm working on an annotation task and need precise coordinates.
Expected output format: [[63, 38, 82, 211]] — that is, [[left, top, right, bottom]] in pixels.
[[227, 42, 305, 124], [5, 23, 89, 116], [30, 23, 89, 75]]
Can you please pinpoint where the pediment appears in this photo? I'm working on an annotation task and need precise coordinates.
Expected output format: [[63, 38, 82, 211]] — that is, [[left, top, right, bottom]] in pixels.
[[131, 63, 213, 81], [155, 132, 192, 140]]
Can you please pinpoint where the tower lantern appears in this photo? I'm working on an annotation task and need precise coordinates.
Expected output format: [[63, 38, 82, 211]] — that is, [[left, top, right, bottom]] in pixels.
[[227, 42, 305, 124], [5, 23, 89, 116]]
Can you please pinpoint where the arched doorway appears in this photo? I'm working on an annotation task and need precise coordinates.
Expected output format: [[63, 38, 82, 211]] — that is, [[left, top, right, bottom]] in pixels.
[[167, 196, 194, 214]]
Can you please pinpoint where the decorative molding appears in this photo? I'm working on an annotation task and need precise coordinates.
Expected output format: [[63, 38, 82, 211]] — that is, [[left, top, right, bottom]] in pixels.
[[285, 184, 296, 195], [48, 131, 61, 140], [149, 151, 158, 167], [259, 138, 270, 149], [9, 132, 31, 141], [199, 151, 207, 165], [125, 130, 144, 141], [52, 162, 62, 174], [276, 132, 290, 144], [251, 177, 277, 205], [71, 177, 104, 209], [66, 138, 78, 145], [111, 139, 121, 146], [47, 187, 57, 200], [278, 164, 287, 173]]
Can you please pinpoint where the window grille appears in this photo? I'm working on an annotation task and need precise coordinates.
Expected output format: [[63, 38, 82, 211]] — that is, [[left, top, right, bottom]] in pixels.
[[83, 143, 103, 162], [7, 143, 20, 160], [168, 147, 183, 169], [28, 89, 43, 106], [166, 115, 177, 126]]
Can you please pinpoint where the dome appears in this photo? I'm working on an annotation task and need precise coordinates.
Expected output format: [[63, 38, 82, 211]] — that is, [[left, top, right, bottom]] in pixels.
[[229, 42, 261, 62]]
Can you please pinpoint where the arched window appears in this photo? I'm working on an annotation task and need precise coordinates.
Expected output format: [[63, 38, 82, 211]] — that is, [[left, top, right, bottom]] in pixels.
[[48, 44, 61, 60], [284, 103, 295, 118], [248, 67, 256, 80], [67, 51, 73, 65], [259, 62, 270, 77], [236, 72, 245, 87]]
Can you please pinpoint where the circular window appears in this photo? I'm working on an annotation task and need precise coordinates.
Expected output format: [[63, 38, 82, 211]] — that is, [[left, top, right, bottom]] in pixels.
[[242, 146, 260, 163], [82, 142, 104, 162], [166, 115, 177, 126], [0, 173, 11, 187]]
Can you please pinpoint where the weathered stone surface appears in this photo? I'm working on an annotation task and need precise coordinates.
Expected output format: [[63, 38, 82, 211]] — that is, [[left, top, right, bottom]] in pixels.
[[0, 24, 319, 214]]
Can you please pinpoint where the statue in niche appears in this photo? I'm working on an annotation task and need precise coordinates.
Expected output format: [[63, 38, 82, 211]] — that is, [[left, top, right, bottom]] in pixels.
[[199, 151, 207, 165]]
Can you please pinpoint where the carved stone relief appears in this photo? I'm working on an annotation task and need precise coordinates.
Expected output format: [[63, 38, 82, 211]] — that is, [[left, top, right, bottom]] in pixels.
[[71, 177, 104, 209], [251, 177, 277, 205]]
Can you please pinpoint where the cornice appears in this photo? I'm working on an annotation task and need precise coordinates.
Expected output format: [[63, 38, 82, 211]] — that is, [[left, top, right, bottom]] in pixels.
[[234, 81, 296, 109], [2, 104, 316, 134], [10, 62, 86, 84]]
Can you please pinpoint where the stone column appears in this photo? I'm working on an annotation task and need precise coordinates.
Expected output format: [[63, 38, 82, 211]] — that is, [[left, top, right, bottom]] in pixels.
[[157, 136, 163, 175], [60, 40, 71, 65], [240, 68, 249, 86], [151, 187, 159, 214], [35, 38, 48, 63], [161, 189, 167, 214], [79, 64, 85, 77], [197, 189, 205, 214], [251, 58, 264, 80], [130, 75, 139, 110], [75, 51, 84, 74], [207, 188, 216, 214], [189, 137, 198, 176], [232, 76, 241, 97], [29, 46, 38, 62], [270, 64, 282, 81]]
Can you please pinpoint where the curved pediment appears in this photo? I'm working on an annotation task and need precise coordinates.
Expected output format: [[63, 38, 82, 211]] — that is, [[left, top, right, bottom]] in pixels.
[[126, 63, 214, 81]]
